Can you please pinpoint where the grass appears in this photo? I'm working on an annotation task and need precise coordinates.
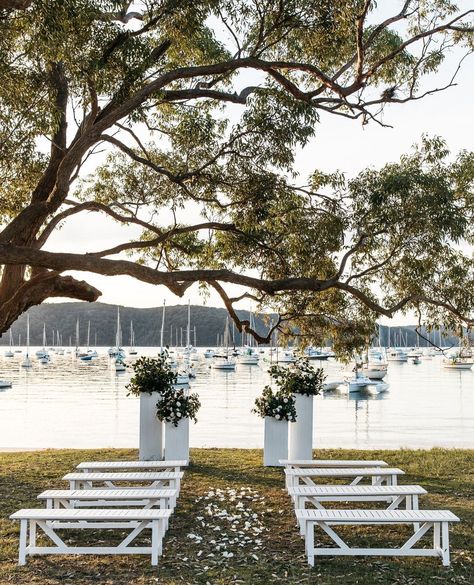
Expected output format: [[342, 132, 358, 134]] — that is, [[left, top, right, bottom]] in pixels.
[[0, 448, 473, 584]]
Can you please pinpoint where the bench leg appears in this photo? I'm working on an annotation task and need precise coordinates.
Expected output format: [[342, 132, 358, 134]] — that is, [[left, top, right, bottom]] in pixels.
[[306, 521, 314, 567], [29, 520, 37, 549], [19, 519, 28, 566], [412, 495, 420, 532], [151, 520, 159, 566], [441, 522, 450, 566], [434, 522, 441, 551]]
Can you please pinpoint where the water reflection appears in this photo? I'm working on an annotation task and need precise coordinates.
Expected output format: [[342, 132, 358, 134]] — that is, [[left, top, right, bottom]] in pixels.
[[0, 348, 472, 450]]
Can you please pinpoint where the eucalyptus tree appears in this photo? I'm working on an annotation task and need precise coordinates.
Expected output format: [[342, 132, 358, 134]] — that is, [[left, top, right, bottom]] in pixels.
[[0, 1, 473, 353]]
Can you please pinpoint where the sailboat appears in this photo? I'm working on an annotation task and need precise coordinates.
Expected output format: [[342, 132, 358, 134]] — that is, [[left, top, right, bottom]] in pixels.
[[113, 309, 127, 371], [15, 333, 22, 353], [182, 301, 196, 377], [74, 318, 81, 357], [238, 310, 259, 365], [108, 307, 125, 359], [443, 333, 473, 370], [128, 321, 137, 355], [36, 323, 49, 361], [79, 321, 96, 360], [4, 330, 14, 357], [212, 317, 236, 370], [158, 300, 189, 387], [21, 315, 32, 368]]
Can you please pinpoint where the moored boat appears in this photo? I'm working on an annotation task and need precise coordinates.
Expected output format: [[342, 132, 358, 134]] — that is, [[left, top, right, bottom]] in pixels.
[[442, 348, 473, 370]]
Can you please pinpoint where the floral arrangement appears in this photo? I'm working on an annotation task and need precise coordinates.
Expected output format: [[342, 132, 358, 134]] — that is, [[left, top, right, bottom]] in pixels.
[[126, 352, 177, 397], [252, 386, 296, 421], [156, 388, 201, 426], [268, 356, 325, 396]]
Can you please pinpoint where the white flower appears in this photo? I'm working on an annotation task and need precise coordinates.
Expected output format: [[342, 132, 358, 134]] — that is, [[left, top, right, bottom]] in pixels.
[[283, 397, 288, 403], [176, 401, 181, 406], [177, 412, 182, 417], [275, 414, 281, 420]]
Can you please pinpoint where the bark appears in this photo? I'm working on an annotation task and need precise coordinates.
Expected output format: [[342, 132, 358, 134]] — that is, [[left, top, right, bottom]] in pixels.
[[0, 0, 31, 8], [0, 271, 100, 334]]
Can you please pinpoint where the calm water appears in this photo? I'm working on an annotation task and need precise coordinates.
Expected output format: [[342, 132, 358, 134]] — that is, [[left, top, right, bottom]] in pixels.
[[0, 347, 472, 450]]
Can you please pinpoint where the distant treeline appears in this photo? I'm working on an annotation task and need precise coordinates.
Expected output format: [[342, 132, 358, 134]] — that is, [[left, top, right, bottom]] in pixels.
[[0, 302, 464, 348], [0, 302, 270, 347]]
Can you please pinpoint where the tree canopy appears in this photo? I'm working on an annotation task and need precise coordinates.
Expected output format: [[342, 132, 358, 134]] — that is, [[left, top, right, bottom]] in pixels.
[[0, 0, 473, 354]]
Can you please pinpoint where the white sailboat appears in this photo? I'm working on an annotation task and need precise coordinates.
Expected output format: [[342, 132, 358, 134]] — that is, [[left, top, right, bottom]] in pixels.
[[128, 321, 137, 355], [114, 309, 127, 371], [183, 302, 196, 378], [387, 348, 408, 362], [363, 347, 388, 379], [159, 300, 189, 386], [109, 307, 125, 359], [238, 310, 259, 365], [36, 323, 49, 360], [21, 315, 32, 368], [212, 317, 236, 370], [4, 330, 14, 357], [443, 347, 473, 370], [79, 321, 96, 360]]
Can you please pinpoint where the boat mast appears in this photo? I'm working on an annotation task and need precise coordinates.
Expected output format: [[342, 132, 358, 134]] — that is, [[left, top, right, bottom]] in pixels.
[[115, 307, 120, 348], [186, 300, 191, 348], [26, 315, 30, 358], [160, 300, 166, 352], [75, 318, 80, 353]]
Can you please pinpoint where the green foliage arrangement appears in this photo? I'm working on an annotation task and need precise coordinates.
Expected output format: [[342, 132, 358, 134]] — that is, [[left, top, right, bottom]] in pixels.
[[252, 386, 296, 422], [268, 357, 326, 396], [156, 388, 201, 427], [126, 353, 177, 397]]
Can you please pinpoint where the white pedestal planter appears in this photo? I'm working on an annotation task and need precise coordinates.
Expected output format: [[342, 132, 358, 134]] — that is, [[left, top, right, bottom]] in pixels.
[[263, 416, 288, 467], [164, 418, 190, 461], [289, 394, 313, 460], [139, 392, 163, 461]]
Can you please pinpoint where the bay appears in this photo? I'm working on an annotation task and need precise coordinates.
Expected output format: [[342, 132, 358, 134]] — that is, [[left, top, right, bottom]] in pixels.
[[0, 347, 472, 450]]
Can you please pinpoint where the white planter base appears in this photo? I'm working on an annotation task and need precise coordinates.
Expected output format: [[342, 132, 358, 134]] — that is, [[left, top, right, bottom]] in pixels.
[[263, 417, 288, 467], [139, 392, 164, 461], [164, 418, 190, 461], [289, 394, 314, 460]]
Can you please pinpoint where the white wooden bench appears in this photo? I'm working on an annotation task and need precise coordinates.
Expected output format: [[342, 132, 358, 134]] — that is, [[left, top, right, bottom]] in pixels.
[[281, 460, 389, 488], [295, 509, 459, 566], [37, 488, 178, 510], [10, 508, 172, 566], [77, 460, 187, 473], [289, 485, 427, 534], [63, 471, 183, 492], [285, 467, 404, 490]]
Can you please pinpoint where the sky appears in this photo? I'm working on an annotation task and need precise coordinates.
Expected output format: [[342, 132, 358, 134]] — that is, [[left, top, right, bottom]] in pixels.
[[45, 5, 474, 324]]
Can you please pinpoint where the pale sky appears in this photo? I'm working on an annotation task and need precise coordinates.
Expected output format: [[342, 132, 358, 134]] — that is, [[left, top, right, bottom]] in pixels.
[[45, 6, 474, 324]]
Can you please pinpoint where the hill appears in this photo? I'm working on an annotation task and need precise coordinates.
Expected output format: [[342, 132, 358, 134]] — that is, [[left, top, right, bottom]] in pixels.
[[0, 302, 462, 348], [0, 302, 269, 347]]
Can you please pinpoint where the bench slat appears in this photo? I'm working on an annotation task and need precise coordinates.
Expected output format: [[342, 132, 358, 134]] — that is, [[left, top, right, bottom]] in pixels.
[[288, 485, 426, 496], [10, 508, 172, 521], [295, 509, 460, 523], [280, 460, 388, 468], [285, 467, 404, 477], [77, 460, 187, 470], [63, 472, 183, 481], [38, 489, 177, 500]]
